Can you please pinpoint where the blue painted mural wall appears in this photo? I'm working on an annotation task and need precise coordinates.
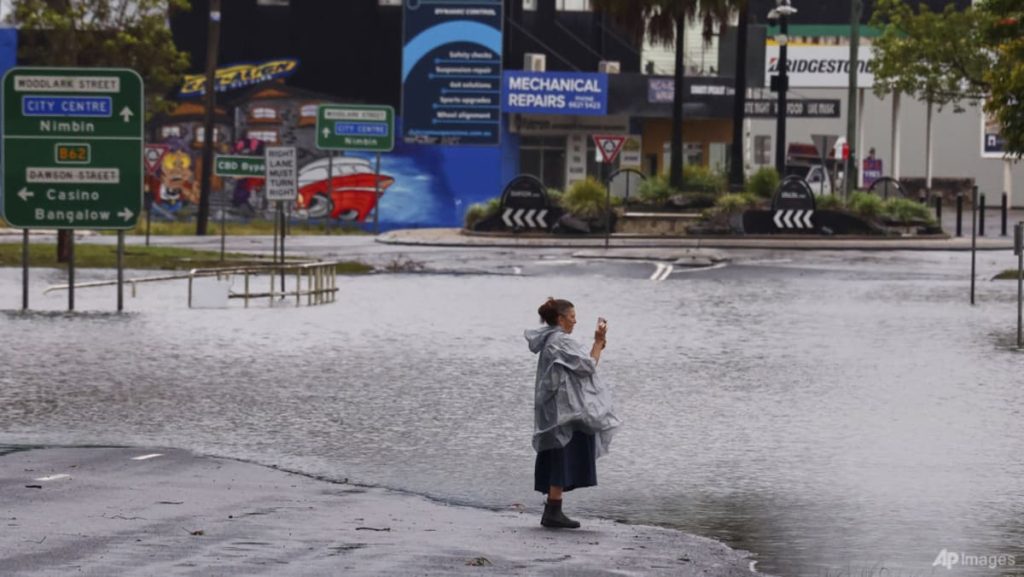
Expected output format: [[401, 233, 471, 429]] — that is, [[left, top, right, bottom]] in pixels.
[[343, 115, 518, 231]]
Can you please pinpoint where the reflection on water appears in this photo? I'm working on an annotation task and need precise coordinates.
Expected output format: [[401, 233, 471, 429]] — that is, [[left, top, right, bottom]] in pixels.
[[1, 254, 1023, 577]]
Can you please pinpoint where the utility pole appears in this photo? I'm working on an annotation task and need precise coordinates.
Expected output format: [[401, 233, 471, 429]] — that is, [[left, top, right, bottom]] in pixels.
[[729, 5, 750, 192], [196, 0, 222, 236], [845, 0, 862, 197]]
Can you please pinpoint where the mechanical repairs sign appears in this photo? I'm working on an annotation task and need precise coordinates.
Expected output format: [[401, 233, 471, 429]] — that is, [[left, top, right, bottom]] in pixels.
[[2, 67, 143, 229], [501, 71, 608, 116], [402, 0, 502, 146]]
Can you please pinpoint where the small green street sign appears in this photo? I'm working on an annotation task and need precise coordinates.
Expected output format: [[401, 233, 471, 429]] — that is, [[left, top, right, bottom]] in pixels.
[[316, 104, 395, 152], [214, 155, 266, 177], [1, 67, 143, 229]]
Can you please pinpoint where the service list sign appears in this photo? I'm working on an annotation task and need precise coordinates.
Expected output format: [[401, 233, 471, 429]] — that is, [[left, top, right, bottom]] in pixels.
[[401, 0, 502, 146]]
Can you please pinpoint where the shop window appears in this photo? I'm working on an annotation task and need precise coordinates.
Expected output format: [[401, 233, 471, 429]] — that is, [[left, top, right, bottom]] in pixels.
[[708, 143, 728, 174], [247, 130, 279, 144], [160, 125, 182, 139], [520, 136, 566, 191], [755, 135, 772, 165], [378, 0, 401, 5], [258, 0, 289, 5], [193, 126, 224, 146], [249, 106, 279, 123], [298, 103, 318, 127], [523, 0, 537, 10], [556, 0, 591, 11]]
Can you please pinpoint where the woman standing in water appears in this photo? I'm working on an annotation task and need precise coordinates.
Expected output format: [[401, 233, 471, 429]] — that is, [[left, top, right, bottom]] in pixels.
[[525, 297, 621, 529]]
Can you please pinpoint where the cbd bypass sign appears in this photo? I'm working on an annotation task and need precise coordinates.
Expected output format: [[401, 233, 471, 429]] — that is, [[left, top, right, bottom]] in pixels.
[[1, 67, 144, 229]]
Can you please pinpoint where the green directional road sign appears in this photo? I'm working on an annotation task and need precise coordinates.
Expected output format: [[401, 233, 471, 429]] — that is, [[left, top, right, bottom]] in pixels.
[[316, 104, 395, 152], [1, 67, 144, 229], [214, 155, 266, 178]]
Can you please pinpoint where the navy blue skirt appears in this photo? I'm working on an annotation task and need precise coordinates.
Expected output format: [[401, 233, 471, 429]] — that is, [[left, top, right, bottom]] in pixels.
[[534, 430, 597, 494]]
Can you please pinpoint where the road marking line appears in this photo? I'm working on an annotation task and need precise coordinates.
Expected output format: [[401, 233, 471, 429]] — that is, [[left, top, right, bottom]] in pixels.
[[650, 262, 666, 281], [34, 474, 70, 481], [131, 453, 164, 461], [674, 262, 727, 274], [658, 264, 673, 281]]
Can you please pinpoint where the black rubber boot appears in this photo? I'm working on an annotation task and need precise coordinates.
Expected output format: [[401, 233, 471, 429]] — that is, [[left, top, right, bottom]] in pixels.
[[541, 499, 581, 529]]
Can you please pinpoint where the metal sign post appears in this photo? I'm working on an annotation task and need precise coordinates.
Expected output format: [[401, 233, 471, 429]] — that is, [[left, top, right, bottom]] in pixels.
[[278, 201, 286, 293], [117, 230, 124, 311], [68, 230, 75, 311], [593, 134, 626, 249], [21, 229, 28, 310], [374, 152, 382, 234]]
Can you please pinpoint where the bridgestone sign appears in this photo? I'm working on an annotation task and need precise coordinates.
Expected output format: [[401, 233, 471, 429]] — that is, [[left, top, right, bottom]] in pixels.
[[765, 46, 875, 88]]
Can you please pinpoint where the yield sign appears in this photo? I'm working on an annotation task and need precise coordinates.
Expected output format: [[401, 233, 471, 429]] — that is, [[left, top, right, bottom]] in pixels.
[[593, 134, 626, 164], [143, 144, 168, 176]]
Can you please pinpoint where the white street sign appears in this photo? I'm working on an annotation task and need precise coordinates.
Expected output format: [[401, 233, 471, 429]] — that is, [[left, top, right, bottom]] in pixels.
[[264, 146, 297, 202]]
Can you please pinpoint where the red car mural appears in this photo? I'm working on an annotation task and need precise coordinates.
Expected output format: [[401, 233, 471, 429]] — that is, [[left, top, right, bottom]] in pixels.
[[296, 157, 394, 221]]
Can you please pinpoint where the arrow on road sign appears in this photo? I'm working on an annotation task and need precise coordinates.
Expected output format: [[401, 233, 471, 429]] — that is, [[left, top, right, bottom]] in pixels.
[[593, 134, 626, 164], [17, 187, 33, 202], [502, 208, 549, 229], [773, 209, 814, 229], [117, 208, 134, 221], [322, 127, 330, 139], [119, 106, 133, 123]]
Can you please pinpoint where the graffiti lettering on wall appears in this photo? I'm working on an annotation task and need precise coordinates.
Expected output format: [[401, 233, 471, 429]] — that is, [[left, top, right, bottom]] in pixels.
[[179, 59, 300, 98], [149, 83, 505, 230]]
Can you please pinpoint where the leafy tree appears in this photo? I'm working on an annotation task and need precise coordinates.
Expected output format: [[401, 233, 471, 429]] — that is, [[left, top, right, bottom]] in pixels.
[[591, 0, 737, 190], [980, 0, 1024, 158], [870, 0, 993, 183], [7, 0, 191, 118]]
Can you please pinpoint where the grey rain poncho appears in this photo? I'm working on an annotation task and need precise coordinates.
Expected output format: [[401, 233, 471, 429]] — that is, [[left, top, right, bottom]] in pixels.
[[525, 325, 622, 458]]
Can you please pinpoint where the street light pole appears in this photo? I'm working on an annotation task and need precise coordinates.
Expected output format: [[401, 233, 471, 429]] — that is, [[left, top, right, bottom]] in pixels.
[[770, 1, 797, 177], [774, 12, 788, 175]]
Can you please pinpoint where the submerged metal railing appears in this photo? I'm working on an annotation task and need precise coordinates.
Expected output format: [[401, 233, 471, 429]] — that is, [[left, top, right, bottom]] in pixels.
[[188, 261, 338, 308], [43, 261, 340, 308]]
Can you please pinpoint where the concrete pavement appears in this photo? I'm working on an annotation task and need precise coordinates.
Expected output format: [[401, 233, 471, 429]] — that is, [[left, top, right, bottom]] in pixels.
[[378, 228, 1016, 251], [0, 447, 768, 577]]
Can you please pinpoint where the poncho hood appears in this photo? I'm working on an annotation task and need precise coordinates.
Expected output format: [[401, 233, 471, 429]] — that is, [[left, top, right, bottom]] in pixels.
[[525, 325, 562, 354]]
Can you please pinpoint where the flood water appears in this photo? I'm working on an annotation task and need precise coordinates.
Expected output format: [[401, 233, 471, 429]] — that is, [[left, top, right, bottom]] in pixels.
[[2, 249, 1023, 577]]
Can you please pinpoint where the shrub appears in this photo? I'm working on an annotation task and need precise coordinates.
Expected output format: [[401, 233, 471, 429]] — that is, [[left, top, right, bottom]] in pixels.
[[815, 195, 844, 210], [637, 174, 675, 205], [746, 167, 780, 198], [848, 191, 884, 218], [562, 177, 608, 220], [546, 188, 564, 208], [682, 165, 727, 194], [714, 192, 759, 214], [464, 197, 500, 229], [883, 197, 934, 223]]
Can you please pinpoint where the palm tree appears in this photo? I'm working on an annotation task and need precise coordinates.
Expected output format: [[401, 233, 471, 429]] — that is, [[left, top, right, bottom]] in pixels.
[[592, 0, 738, 190]]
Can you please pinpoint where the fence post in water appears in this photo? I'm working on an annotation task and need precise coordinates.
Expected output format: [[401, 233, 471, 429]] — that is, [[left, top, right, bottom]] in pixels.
[[956, 194, 964, 237], [971, 186, 978, 305], [1002, 193, 1008, 237], [979, 194, 987, 237], [1016, 222, 1023, 348]]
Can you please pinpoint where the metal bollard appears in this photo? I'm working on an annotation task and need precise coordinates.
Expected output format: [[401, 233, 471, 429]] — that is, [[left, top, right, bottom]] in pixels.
[[980, 193, 987, 237], [1002, 192, 1009, 237], [935, 196, 942, 228], [956, 194, 964, 237]]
